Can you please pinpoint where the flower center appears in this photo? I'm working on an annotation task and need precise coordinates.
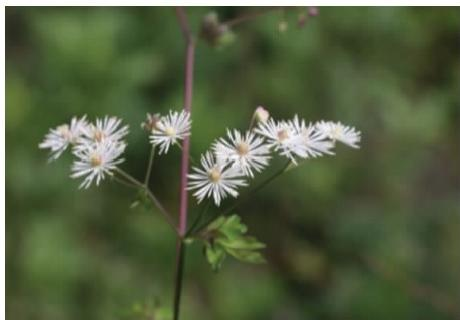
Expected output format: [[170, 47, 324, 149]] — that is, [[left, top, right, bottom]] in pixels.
[[277, 129, 289, 141], [164, 126, 176, 137], [94, 130, 105, 142], [58, 125, 71, 139], [90, 154, 102, 167], [302, 129, 310, 142], [208, 167, 221, 183], [331, 126, 342, 139], [236, 142, 249, 156]]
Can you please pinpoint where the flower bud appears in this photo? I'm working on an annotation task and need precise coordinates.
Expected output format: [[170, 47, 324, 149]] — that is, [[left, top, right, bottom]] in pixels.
[[141, 113, 161, 132], [254, 106, 269, 123], [200, 12, 235, 48], [297, 12, 308, 28], [278, 21, 288, 33], [308, 7, 319, 17]]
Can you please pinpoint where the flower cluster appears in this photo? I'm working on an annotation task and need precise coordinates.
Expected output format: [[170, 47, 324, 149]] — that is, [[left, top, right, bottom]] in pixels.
[[39, 116, 128, 188], [188, 107, 361, 206], [40, 108, 360, 202]]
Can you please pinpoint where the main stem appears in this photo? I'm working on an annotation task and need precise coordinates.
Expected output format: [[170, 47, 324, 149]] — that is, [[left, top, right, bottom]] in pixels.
[[174, 7, 195, 320]]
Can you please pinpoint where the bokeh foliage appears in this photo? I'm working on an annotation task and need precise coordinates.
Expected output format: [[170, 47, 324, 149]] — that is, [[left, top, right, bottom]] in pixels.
[[6, 6, 460, 320]]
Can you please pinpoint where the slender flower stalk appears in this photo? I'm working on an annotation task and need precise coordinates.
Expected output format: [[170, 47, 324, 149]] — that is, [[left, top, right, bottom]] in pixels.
[[115, 168, 178, 234], [194, 159, 292, 234], [186, 200, 212, 237], [144, 145, 156, 186]]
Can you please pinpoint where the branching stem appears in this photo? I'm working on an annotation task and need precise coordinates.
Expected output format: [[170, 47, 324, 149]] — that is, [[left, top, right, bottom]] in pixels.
[[144, 145, 156, 186], [115, 168, 178, 235]]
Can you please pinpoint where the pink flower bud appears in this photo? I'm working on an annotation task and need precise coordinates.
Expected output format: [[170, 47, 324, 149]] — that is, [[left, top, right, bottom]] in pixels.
[[254, 106, 269, 123]]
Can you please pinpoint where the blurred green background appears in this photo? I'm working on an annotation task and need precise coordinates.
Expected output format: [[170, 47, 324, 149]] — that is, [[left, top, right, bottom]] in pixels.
[[6, 6, 460, 320]]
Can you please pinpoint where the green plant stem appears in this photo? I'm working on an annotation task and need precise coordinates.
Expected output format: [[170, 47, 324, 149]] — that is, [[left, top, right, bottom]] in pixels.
[[172, 240, 185, 320], [248, 115, 256, 131], [185, 201, 211, 237], [115, 168, 178, 235], [144, 145, 156, 186], [223, 159, 292, 215], [112, 174, 138, 189]]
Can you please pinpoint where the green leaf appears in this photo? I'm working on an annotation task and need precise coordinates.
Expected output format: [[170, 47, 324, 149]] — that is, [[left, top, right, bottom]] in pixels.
[[219, 214, 248, 239], [205, 243, 226, 271], [206, 216, 226, 231], [202, 214, 266, 271], [226, 248, 267, 264], [216, 236, 266, 250], [154, 307, 173, 320]]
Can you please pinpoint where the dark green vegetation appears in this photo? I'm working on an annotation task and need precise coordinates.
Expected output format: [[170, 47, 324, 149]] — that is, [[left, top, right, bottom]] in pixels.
[[6, 7, 460, 320]]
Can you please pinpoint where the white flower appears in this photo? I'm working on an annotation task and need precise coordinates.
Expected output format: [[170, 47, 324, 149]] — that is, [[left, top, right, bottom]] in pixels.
[[150, 110, 191, 154], [187, 151, 247, 206], [80, 116, 129, 145], [71, 140, 126, 189], [213, 129, 271, 177], [290, 115, 335, 158], [39, 116, 88, 161], [315, 121, 361, 148], [255, 118, 305, 164]]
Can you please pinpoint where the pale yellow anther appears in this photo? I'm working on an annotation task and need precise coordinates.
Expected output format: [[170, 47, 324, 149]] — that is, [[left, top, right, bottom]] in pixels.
[[94, 130, 105, 142], [236, 142, 250, 156], [302, 129, 310, 142], [90, 154, 102, 167], [331, 126, 342, 139], [208, 168, 221, 183], [58, 125, 71, 139], [164, 126, 176, 137], [277, 129, 289, 141]]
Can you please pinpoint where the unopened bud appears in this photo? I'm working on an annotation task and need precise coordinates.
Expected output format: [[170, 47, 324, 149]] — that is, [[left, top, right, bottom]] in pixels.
[[278, 21, 288, 33], [297, 13, 307, 28], [200, 12, 236, 48], [141, 113, 161, 132], [308, 7, 319, 17], [254, 106, 269, 123]]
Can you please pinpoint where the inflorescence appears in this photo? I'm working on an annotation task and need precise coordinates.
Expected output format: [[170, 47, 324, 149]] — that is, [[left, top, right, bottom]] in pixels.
[[40, 107, 361, 204]]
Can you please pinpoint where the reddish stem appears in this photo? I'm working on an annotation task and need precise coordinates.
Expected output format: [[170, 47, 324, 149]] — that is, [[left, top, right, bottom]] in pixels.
[[173, 6, 195, 320], [176, 7, 194, 237], [178, 40, 194, 236]]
